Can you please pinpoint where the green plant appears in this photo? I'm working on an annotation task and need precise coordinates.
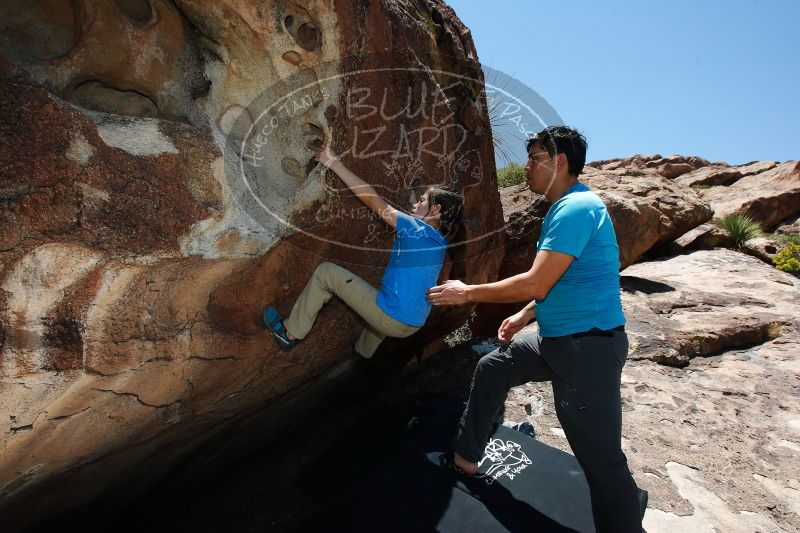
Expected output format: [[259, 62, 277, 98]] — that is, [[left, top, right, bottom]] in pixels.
[[773, 243, 800, 273], [714, 213, 763, 249], [778, 233, 800, 246], [497, 163, 527, 188]]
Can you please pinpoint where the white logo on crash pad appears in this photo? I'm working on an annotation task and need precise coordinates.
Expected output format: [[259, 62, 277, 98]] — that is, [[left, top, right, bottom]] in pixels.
[[476, 439, 532, 485]]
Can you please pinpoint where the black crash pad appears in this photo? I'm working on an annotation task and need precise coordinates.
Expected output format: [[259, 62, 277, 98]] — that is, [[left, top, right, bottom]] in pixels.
[[297, 396, 594, 532]]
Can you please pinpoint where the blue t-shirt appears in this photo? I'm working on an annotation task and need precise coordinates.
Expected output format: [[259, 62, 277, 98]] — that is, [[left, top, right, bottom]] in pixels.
[[535, 182, 626, 337], [376, 212, 448, 327]]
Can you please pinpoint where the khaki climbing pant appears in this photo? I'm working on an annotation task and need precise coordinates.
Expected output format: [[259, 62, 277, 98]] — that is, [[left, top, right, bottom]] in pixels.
[[284, 262, 420, 358]]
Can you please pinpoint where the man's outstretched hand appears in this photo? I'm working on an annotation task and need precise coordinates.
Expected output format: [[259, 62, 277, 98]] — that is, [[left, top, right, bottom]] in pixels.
[[497, 308, 535, 344], [315, 146, 340, 169], [427, 280, 471, 306]]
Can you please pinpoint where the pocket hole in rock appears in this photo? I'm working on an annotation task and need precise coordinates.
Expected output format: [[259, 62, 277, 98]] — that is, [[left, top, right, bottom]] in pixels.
[[282, 50, 303, 66], [295, 23, 319, 51], [281, 157, 305, 179], [284, 12, 319, 52], [114, 0, 154, 25]]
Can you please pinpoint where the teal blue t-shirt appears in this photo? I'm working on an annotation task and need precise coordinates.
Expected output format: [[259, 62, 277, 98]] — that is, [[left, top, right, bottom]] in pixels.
[[535, 182, 626, 337], [376, 212, 448, 327]]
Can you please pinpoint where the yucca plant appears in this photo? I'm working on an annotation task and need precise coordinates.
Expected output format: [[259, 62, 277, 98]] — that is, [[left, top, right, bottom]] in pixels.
[[714, 213, 763, 250], [485, 69, 524, 169]]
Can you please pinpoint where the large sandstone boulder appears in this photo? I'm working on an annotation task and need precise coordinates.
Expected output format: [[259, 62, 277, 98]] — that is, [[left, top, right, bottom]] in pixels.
[[700, 160, 800, 230], [582, 167, 713, 266], [667, 222, 730, 253], [473, 167, 712, 335], [0, 0, 504, 528]]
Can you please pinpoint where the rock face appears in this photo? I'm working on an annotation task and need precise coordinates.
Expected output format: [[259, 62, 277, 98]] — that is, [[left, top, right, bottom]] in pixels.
[[588, 154, 712, 179], [0, 1, 503, 528], [674, 160, 779, 188], [700, 160, 800, 230], [473, 167, 712, 335], [594, 154, 800, 231]]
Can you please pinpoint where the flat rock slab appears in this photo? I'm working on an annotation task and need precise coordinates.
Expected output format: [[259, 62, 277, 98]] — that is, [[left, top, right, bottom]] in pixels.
[[621, 249, 800, 366], [503, 326, 800, 532]]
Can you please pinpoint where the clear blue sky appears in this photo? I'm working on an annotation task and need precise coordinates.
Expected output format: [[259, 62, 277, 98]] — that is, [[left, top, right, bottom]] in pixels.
[[446, 0, 799, 165]]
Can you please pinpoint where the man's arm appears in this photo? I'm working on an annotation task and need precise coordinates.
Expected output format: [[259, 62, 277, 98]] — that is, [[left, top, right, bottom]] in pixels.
[[317, 147, 399, 228], [497, 300, 537, 343], [427, 250, 574, 305]]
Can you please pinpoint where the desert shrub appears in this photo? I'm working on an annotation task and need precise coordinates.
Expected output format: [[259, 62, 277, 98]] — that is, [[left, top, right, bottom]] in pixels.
[[714, 213, 763, 249], [773, 243, 800, 273], [497, 163, 527, 188]]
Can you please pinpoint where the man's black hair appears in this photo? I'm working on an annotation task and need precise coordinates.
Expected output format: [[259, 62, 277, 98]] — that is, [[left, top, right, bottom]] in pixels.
[[525, 126, 588, 177]]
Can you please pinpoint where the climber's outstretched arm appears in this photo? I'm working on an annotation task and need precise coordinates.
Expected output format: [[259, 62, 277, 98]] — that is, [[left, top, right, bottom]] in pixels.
[[316, 147, 399, 228]]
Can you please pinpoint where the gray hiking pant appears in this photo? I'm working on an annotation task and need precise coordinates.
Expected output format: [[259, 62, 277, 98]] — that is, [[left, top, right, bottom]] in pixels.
[[284, 262, 419, 358], [453, 329, 643, 533]]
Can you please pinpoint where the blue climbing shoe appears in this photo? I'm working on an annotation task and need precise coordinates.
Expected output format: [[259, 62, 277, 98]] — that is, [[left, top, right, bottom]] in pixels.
[[263, 306, 299, 350]]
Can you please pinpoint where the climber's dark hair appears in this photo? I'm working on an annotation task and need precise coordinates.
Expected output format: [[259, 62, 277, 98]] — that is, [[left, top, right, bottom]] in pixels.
[[525, 125, 588, 177], [426, 186, 464, 241]]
